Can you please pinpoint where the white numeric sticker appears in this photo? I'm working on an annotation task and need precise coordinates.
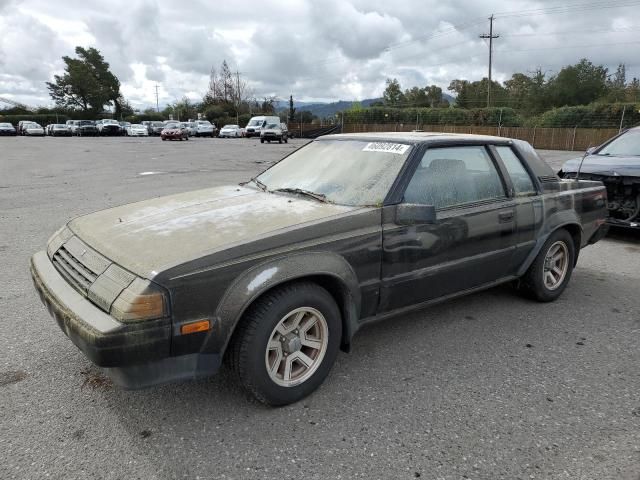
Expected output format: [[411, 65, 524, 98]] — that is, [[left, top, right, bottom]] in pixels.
[[362, 142, 410, 155]]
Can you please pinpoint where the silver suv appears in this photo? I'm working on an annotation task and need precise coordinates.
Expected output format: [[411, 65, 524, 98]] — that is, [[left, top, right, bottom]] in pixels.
[[260, 122, 288, 144]]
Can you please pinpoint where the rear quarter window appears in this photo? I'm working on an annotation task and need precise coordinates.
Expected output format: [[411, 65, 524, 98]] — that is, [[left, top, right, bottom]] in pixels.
[[496, 146, 537, 196]]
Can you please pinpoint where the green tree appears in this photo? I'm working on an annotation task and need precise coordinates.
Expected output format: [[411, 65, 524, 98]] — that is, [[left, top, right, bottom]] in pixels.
[[383, 78, 404, 106], [546, 59, 608, 107], [626, 78, 640, 102], [424, 85, 444, 107], [606, 63, 627, 102], [288, 95, 296, 122], [46, 46, 121, 112]]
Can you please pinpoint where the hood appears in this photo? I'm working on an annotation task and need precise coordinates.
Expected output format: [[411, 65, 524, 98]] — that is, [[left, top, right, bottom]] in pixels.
[[562, 155, 640, 177], [68, 185, 357, 278]]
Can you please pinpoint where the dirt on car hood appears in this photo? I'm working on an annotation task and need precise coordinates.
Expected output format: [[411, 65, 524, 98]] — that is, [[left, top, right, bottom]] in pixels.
[[68, 185, 357, 278]]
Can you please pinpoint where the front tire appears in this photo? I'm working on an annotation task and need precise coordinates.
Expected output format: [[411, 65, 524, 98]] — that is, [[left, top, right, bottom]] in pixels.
[[519, 229, 575, 302], [228, 282, 342, 406]]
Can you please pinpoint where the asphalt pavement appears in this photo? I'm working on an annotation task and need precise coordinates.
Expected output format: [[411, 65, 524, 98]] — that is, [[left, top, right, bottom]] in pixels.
[[1, 136, 638, 480]]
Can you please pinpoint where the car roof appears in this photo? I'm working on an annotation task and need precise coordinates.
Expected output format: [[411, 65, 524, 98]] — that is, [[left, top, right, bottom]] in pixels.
[[319, 131, 512, 145]]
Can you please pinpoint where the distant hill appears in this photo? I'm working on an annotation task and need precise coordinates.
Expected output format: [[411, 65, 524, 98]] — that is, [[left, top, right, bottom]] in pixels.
[[275, 98, 383, 118], [276, 94, 455, 118]]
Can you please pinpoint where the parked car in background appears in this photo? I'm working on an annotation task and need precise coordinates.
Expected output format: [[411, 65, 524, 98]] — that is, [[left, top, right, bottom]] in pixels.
[[161, 122, 189, 141], [245, 115, 280, 137], [559, 125, 640, 228], [119, 122, 131, 134], [65, 120, 80, 135], [180, 122, 196, 137], [76, 120, 98, 136], [30, 133, 608, 406], [149, 121, 166, 136], [126, 124, 149, 137], [260, 122, 288, 144], [96, 119, 122, 136], [194, 120, 216, 137], [18, 120, 35, 135], [0, 122, 17, 135], [50, 124, 72, 137], [219, 124, 243, 138], [23, 123, 45, 136]]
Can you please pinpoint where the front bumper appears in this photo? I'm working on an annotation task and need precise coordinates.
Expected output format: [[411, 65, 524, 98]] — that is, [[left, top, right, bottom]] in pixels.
[[30, 251, 173, 372], [607, 217, 640, 229]]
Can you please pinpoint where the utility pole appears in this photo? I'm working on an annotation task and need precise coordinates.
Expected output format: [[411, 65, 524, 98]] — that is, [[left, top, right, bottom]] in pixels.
[[235, 71, 240, 124], [480, 15, 499, 107], [154, 84, 160, 113]]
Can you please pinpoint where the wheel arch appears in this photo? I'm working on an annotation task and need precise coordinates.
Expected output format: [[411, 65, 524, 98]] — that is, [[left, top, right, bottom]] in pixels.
[[517, 212, 583, 277], [214, 252, 362, 359]]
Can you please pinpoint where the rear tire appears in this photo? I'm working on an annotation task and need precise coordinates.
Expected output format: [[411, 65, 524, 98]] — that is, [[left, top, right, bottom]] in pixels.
[[228, 282, 342, 406], [519, 229, 575, 302]]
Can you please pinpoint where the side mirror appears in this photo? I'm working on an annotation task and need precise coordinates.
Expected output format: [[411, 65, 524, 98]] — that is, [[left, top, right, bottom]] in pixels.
[[586, 146, 596, 155], [395, 204, 437, 226]]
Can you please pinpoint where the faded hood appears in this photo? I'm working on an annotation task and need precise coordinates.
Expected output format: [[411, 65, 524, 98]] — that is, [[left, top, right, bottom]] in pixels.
[[68, 185, 356, 277], [562, 155, 640, 177]]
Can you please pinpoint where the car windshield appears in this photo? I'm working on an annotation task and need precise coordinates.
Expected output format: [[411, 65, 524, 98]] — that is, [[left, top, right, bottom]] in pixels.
[[247, 119, 262, 126], [223, 125, 238, 129], [0, 123, 12, 127], [598, 129, 640, 156], [79, 121, 93, 126], [152, 122, 164, 126], [104, 119, 118, 124], [165, 123, 180, 129], [266, 123, 278, 128], [256, 140, 412, 206], [131, 124, 143, 128], [198, 121, 211, 126]]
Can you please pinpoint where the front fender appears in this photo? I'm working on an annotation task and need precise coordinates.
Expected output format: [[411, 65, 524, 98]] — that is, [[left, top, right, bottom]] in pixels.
[[211, 252, 362, 356]]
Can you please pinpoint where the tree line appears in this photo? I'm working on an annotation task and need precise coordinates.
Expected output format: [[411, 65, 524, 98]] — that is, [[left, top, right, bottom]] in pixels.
[[372, 58, 640, 127]]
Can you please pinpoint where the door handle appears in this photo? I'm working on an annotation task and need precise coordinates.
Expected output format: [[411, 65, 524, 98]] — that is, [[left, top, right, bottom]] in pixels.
[[498, 210, 514, 223]]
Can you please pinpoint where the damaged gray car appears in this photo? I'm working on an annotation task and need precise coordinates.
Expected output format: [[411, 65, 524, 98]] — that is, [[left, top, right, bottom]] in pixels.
[[31, 133, 607, 405], [559, 126, 640, 228]]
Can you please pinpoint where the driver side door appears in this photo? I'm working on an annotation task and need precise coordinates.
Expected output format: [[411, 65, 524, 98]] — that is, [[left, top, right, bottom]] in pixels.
[[379, 144, 519, 312]]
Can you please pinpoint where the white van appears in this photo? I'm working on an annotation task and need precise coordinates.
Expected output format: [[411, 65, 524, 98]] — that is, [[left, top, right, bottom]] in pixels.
[[244, 115, 280, 138]]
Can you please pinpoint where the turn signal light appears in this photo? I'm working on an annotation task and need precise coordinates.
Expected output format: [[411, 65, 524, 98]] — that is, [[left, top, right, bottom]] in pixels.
[[181, 320, 211, 335]]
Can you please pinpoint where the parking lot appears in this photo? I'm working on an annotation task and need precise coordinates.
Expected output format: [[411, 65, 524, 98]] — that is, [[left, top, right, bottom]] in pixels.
[[1, 136, 639, 480]]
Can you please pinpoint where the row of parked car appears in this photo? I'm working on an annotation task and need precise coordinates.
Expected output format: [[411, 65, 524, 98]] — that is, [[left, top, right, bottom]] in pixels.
[[0, 115, 291, 143]]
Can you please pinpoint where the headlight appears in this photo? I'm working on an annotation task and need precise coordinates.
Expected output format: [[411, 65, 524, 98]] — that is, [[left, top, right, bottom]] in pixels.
[[47, 225, 73, 258], [109, 278, 167, 322]]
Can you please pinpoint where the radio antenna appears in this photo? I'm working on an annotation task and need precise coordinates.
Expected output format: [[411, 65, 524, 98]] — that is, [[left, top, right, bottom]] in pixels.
[[575, 147, 592, 182]]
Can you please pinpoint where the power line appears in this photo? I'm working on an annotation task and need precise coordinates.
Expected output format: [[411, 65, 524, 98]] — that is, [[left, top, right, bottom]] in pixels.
[[480, 15, 499, 107]]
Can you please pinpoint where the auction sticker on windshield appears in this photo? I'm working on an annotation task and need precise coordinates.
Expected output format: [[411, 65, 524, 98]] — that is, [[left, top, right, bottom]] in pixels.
[[362, 142, 410, 155]]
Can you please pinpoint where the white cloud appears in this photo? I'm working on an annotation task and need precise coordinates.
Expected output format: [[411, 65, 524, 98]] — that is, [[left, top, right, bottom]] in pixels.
[[0, 0, 639, 109]]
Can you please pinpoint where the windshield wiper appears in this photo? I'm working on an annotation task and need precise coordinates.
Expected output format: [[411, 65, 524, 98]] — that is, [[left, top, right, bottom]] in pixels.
[[272, 187, 328, 203], [242, 177, 268, 191]]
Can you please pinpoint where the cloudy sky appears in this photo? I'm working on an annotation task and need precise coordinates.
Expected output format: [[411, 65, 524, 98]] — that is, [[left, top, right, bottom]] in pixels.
[[1, 0, 639, 109]]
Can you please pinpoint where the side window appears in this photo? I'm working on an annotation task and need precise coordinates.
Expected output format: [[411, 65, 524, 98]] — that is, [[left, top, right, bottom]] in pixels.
[[496, 146, 537, 196], [403, 146, 506, 208]]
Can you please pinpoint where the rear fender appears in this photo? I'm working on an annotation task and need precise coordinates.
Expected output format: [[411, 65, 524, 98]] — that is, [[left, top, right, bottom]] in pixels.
[[516, 210, 583, 277]]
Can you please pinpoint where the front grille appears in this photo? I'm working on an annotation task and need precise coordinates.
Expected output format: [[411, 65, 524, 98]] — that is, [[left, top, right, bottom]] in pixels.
[[53, 246, 98, 294], [51, 238, 110, 296]]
